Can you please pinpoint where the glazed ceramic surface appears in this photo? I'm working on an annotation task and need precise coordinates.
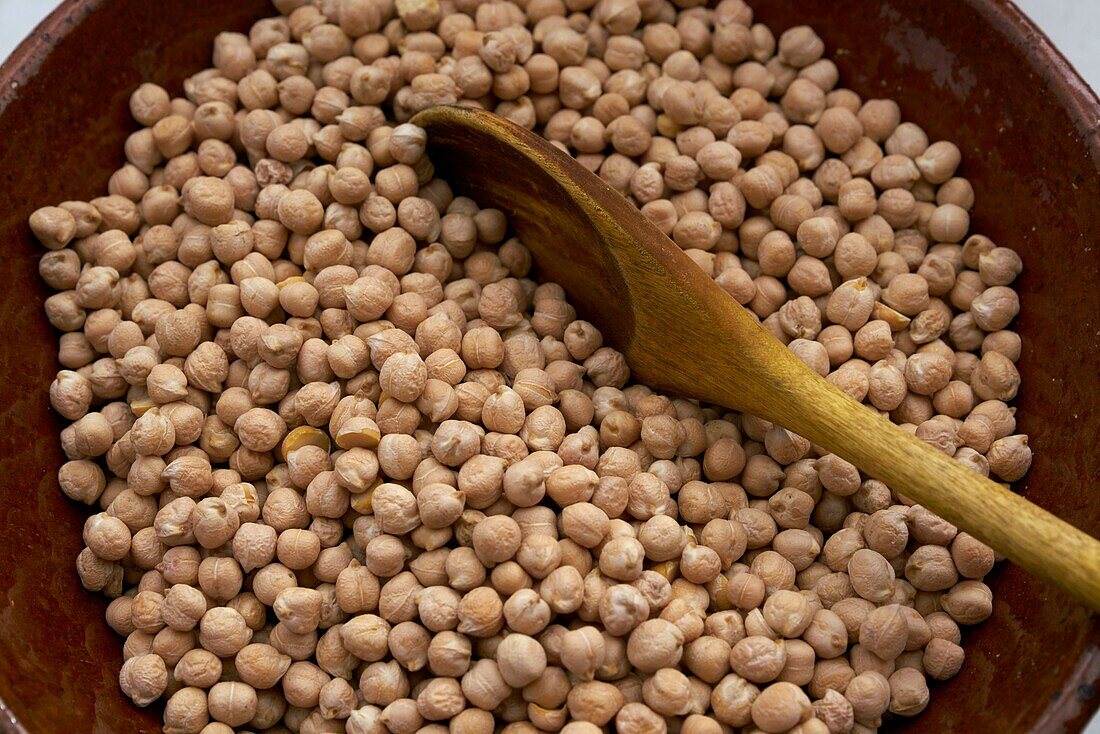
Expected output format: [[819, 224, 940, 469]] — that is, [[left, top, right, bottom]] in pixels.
[[0, 1, 1096, 732]]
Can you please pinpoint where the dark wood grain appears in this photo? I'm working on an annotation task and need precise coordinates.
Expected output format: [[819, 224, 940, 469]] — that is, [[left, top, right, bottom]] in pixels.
[[0, 0, 1096, 732]]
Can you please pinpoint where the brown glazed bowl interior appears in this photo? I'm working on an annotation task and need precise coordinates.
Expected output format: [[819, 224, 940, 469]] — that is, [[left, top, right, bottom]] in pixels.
[[0, 0, 1097, 732]]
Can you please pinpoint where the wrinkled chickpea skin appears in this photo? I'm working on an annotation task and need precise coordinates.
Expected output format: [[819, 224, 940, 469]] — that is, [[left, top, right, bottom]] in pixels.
[[33, 1, 1028, 732]]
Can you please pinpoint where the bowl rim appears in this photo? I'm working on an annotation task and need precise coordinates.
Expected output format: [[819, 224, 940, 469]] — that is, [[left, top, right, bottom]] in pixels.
[[0, 1, 1097, 733], [969, 0, 1100, 164]]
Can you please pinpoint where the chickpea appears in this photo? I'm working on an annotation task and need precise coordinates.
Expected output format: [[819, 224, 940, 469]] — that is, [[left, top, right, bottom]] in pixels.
[[119, 653, 168, 706], [496, 632, 548, 686], [627, 618, 684, 673], [163, 687, 209, 734], [173, 648, 222, 689], [198, 606, 253, 657], [751, 681, 812, 733], [566, 680, 625, 725], [941, 580, 994, 625], [709, 673, 759, 727], [845, 671, 890, 726], [848, 549, 895, 603]]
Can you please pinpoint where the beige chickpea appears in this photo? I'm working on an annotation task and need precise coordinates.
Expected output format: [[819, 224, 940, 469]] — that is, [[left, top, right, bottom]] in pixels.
[[844, 671, 890, 726], [730, 635, 787, 684], [977, 246, 1023, 287], [278, 189, 325, 235], [596, 583, 648, 637], [762, 589, 814, 638], [985, 434, 1031, 482], [495, 632, 547, 687], [905, 544, 959, 592], [161, 584, 206, 633], [119, 653, 168, 707], [206, 681, 257, 727], [378, 349, 427, 404], [282, 660, 330, 708], [169, 648, 220, 691], [272, 586, 323, 635], [611, 702, 665, 733], [708, 671, 758, 727], [940, 580, 993, 625], [750, 681, 812, 733], [198, 606, 252, 658], [922, 637, 965, 680], [196, 556, 243, 603], [430, 419, 481, 466], [455, 584, 504, 638], [559, 625, 606, 680], [926, 203, 970, 243], [189, 497, 239, 549], [471, 514, 522, 565], [245, 563, 294, 607], [887, 667, 930, 717], [635, 668, 689, 718], [459, 657, 510, 711], [83, 512, 133, 562], [566, 679, 625, 726], [848, 549, 895, 603], [968, 285, 1020, 334], [858, 604, 908, 661], [277, 528, 322, 570], [626, 618, 684, 674], [163, 686, 209, 734], [358, 657, 411, 708], [680, 541, 721, 584], [128, 82, 171, 127]]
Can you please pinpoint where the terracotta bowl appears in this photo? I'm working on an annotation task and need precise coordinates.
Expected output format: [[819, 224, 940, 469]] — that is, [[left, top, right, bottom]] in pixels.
[[0, 0, 1096, 732]]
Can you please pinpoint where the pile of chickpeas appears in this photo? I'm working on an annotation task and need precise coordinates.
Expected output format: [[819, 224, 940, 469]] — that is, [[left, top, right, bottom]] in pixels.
[[31, 0, 1033, 731]]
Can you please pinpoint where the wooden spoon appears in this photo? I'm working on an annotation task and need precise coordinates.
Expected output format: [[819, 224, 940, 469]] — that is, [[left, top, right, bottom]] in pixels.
[[412, 105, 1100, 610]]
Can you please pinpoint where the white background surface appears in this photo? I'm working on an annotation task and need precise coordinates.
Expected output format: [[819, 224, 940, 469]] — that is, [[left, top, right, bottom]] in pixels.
[[0, 0, 1096, 731]]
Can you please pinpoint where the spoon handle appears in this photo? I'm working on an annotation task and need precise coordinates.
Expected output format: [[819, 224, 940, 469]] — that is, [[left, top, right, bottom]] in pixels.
[[412, 105, 1100, 610], [707, 329, 1100, 610]]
